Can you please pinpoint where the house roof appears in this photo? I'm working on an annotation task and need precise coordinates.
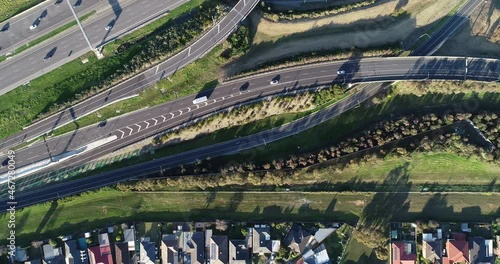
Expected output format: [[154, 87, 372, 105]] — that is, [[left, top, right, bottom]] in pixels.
[[43, 244, 62, 260], [64, 240, 89, 264], [98, 234, 110, 246], [124, 229, 135, 242], [139, 241, 155, 264], [252, 227, 272, 254], [87, 245, 113, 264], [114, 242, 137, 264], [210, 236, 228, 264], [229, 240, 250, 264], [469, 237, 494, 264], [284, 224, 314, 254], [422, 240, 441, 263], [391, 242, 416, 264], [182, 232, 205, 264], [25, 259, 42, 264], [161, 234, 179, 264], [446, 239, 469, 263]]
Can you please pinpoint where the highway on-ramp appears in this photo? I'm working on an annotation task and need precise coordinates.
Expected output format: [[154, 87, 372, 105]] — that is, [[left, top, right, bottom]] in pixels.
[[0, 56, 498, 178], [0, 0, 260, 151]]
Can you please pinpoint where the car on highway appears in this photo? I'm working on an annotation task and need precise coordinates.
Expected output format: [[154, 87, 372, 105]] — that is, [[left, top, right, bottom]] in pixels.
[[105, 25, 113, 31], [240, 82, 249, 91], [270, 80, 279, 85], [337, 70, 345, 75], [29, 22, 38, 30]]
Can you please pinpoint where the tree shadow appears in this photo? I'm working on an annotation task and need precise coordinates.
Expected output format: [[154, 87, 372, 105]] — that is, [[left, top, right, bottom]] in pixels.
[[205, 191, 217, 208], [35, 200, 59, 234]]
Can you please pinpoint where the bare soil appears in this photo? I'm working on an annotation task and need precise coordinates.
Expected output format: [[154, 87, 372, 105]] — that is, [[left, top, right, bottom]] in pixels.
[[230, 0, 462, 75], [435, 0, 500, 58]]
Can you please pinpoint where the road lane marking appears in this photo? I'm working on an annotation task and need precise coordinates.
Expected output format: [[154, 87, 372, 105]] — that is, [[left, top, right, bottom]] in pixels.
[[144, 121, 150, 129], [169, 113, 175, 118], [152, 118, 158, 126], [161, 115, 167, 122], [125, 127, 133, 136], [117, 129, 125, 138]]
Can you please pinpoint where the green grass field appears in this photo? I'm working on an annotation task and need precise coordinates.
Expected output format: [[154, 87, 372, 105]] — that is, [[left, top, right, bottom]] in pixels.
[[342, 236, 385, 264], [0, 0, 42, 23], [2, 190, 498, 246]]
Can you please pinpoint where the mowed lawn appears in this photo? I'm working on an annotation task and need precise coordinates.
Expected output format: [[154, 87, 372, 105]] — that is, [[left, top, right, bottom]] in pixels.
[[299, 152, 500, 186], [0, 0, 42, 23], [3, 190, 499, 245], [342, 236, 385, 264]]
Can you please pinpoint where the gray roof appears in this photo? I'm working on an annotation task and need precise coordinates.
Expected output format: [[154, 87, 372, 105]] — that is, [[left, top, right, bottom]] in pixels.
[[422, 240, 442, 262], [140, 241, 155, 264], [114, 242, 137, 264], [64, 240, 89, 264], [284, 224, 314, 254], [252, 227, 272, 254], [229, 240, 250, 264], [161, 234, 179, 264], [124, 229, 135, 242], [183, 232, 204, 264], [210, 236, 228, 264], [469, 237, 494, 264]]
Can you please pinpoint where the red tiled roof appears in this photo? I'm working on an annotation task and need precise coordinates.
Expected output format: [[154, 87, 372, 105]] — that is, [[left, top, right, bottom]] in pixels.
[[446, 240, 469, 263], [453, 233, 466, 241], [88, 245, 114, 264], [391, 242, 416, 264]]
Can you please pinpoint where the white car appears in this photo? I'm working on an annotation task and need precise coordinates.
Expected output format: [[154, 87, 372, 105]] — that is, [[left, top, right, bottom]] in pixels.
[[29, 23, 37, 30], [270, 79, 279, 85], [337, 70, 345, 75], [105, 25, 112, 31]]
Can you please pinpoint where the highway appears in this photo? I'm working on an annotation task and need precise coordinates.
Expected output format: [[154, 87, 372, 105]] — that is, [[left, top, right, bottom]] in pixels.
[[0, 56, 498, 175], [0, 0, 260, 151], [0, 81, 387, 210], [0, 0, 126, 56], [411, 0, 483, 56], [0, 0, 190, 95]]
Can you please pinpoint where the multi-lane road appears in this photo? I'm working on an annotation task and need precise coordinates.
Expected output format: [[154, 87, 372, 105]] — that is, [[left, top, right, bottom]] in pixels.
[[0, 0, 190, 95], [0, 0, 260, 151], [1, 56, 498, 175], [411, 0, 483, 56]]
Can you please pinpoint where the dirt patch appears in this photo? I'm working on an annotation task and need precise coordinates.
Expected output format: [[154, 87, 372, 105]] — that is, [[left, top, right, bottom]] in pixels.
[[435, 0, 500, 58], [233, 0, 462, 75], [348, 200, 366, 206]]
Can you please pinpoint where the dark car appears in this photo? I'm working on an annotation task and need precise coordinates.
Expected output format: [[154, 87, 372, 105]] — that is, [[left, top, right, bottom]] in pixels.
[[239, 82, 249, 91]]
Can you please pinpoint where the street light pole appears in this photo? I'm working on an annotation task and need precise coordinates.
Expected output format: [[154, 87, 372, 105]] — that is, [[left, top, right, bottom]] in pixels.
[[65, 0, 103, 59]]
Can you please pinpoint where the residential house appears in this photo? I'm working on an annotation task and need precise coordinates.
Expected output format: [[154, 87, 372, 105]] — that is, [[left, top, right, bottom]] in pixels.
[[180, 232, 205, 264], [391, 242, 416, 264], [251, 225, 272, 254], [209, 236, 228, 264], [422, 240, 442, 264], [302, 244, 332, 264], [228, 240, 250, 264], [88, 233, 114, 264], [443, 234, 469, 264], [139, 238, 155, 264], [469, 237, 494, 264], [43, 244, 65, 264], [87, 246, 113, 264], [124, 229, 136, 251], [161, 234, 180, 264], [284, 224, 315, 254], [15, 246, 28, 262], [64, 240, 89, 264], [114, 242, 138, 264], [25, 260, 42, 264]]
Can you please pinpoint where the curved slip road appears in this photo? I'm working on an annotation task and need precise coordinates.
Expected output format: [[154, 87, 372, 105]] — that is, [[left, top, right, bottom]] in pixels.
[[1, 56, 499, 172], [0, 56, 499, 210], [0, 0, 260, 150]]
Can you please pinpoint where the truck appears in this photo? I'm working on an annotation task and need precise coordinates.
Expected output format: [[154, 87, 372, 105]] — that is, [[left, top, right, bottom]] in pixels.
[[192, 96, 208, 104]]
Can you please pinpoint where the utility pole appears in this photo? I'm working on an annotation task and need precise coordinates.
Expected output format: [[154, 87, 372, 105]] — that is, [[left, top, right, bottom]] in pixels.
[[65, 0, 103, 59]]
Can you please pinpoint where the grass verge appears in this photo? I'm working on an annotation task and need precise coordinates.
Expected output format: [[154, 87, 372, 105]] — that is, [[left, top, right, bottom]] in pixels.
[[2, 190, 498, 246], [0, 0, 43, 23], [0, 0, 217, 139]]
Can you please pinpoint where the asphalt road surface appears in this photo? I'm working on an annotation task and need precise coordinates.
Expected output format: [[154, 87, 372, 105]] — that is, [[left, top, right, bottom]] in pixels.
[[0, 82, 387, 210], [1, 56, 498, 175], [411, 0, 483, 56], [0, 0, 260, 151], [0, 0, 190, 95], [0, 0, 128, 56]]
